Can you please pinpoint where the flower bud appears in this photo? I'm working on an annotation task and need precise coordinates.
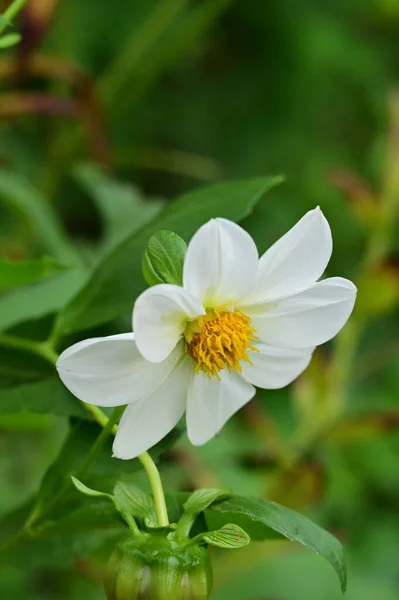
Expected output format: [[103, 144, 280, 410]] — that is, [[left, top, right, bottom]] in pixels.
[[104, 535, 213, 600]]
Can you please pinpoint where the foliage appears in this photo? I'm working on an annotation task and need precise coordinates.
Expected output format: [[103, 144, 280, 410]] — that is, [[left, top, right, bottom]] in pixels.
[[0, 0, 398, 599]]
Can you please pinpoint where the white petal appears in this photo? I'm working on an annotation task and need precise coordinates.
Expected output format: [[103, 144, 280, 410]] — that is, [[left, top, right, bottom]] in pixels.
[[183, 218, 259, 306], [112, 356, 191, 459], [241, 343, 314, 389], [240, 207, 332, 305], [133, 284, 205, 362], [56, 333, 184, 407], [186, 369, 255, 446], [247, 277, 357, 348]]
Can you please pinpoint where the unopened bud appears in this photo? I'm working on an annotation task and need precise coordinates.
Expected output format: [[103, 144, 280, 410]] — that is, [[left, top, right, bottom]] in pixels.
[[104, 535, 212, 600]]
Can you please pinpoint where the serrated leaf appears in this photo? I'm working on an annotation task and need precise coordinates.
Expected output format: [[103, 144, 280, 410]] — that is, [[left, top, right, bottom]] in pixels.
[[0, 32, 21, 48], [55, 176, 283, 334], [184, 488, 233, 516], [142, 230, 187, 286], [71, 476, 113, 499], [206, 496, 347, 593], [202, 523, 250, 549], [113, 477, 156, 522]]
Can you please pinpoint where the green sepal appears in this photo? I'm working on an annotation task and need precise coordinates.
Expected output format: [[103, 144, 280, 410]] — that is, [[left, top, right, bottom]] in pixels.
[[142, 230, 187, 286], [175, 488, 233, 539], [183, 488, 233, 516], [201, 523, 251, 549], [113, 478, 157, 524], [71, 476, 166, 534], [71, 476, 113, 500]]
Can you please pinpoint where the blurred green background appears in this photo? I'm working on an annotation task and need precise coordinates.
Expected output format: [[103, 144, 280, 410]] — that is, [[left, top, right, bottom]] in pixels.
[[0, 0, 398, 599]]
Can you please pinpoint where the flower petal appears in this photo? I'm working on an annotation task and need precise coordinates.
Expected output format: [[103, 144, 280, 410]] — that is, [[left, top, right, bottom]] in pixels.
[[186, 369, 255, 446], [240, 207, 332, 305], [247, 277, 357, 348], [133, 284, 205, 362], [241, 343, 314, 389], [112, 356, 191, 459], [183, 218, 259, 306], [57, 333, 184, 407]]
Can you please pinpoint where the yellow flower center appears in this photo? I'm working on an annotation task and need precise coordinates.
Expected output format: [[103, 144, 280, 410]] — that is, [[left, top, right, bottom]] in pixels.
[[184, 310, 258, 380]]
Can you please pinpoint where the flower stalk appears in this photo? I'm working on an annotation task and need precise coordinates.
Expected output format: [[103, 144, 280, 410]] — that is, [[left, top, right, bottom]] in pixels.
[[137, 451, 169, 527]]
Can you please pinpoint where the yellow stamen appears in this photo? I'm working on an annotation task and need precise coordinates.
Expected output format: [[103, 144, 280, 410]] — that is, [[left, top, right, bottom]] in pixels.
[[184, 310, 258, 380]]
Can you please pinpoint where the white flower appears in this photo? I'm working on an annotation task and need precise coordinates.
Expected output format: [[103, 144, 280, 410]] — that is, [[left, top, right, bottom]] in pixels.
[[57, 208, 357, 459]]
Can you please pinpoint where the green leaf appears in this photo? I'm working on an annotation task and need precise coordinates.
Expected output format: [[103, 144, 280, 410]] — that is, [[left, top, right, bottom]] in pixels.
[[0, 424, 185, 568], [0, 15, 11, 31], [0, 376, 88, 419], [0, 257, 65, 291], [0, 170, 83, 266], [206, 496, 347, 593], [113, 477, 156, 523], [71, 476, 113, 499], [0, 269, 87, 332], [0, 498, 124, 570], [37, 420, 181, 512], [56, 176, 283, 334], [184, 488, 233, 516], [142, 230, 187, 286], [44, 497, 123, 532], [0, 344, 52, 387], [36, 421, 139, 511], [201, 523, 250, 549], [0, 32, 21, 48], [141, 248, 164, 286], [73, 163, 164, 253]]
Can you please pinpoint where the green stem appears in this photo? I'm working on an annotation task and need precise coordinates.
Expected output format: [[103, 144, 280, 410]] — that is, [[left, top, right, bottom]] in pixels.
[[76, 399, 170, 528], [77, 406, 124, 477], [181, 531, 206, 548], [82, 402, 115, 430], [137, 452, 169, 527], [99, 0, 188, 106], [1, 0, 27, 32], [0, 333, 58, 365], [175, 511, 196, 539], [76, 403, 169, 528], [0, 527, 27, 557]]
